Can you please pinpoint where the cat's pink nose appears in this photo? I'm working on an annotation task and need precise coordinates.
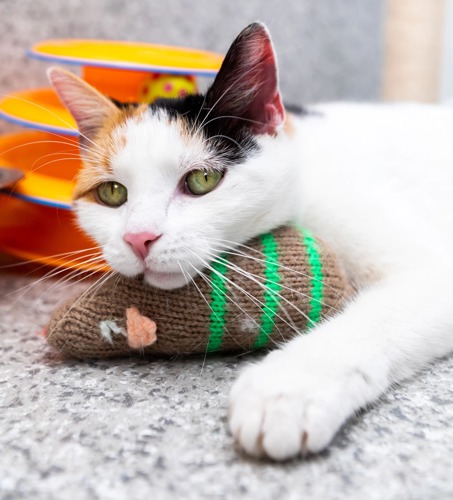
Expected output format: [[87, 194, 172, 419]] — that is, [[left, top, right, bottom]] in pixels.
[[124, 232, 161, 260]]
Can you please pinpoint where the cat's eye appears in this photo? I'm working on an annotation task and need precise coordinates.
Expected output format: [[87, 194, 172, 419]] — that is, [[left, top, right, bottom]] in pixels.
[[185, 169, 223, 196], [95, 181, 128, 207]]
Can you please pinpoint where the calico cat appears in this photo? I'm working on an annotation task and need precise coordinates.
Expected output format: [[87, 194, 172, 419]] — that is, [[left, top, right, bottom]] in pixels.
[[48, 22, 453, 461]]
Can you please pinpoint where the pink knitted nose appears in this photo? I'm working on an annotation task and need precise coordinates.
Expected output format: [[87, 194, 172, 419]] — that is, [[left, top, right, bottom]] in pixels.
[[124, 232, 161, 260]]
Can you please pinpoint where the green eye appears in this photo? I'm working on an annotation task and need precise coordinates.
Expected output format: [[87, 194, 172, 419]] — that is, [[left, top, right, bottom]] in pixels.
[[185, 169, 223, 196], [95, 181, 128, 207]]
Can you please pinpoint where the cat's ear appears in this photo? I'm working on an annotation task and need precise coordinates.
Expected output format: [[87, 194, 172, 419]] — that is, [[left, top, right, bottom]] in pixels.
[[205, 22, 285, 135], [47, 67, 118, 141]]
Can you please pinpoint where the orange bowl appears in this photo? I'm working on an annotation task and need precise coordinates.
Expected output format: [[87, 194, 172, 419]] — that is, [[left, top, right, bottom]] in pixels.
[[0, 194, 107, 271], [0, 130, 80, 208], [0, 131, 108, 271]]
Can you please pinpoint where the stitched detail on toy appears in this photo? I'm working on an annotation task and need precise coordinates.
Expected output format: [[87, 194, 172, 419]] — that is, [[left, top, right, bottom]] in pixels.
[[99, 320, 127, 344], [126, 307, 157, 349]]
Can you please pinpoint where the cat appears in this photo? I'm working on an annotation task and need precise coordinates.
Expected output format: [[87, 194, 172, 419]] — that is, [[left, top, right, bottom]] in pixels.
[[48, 22, 453, 461]]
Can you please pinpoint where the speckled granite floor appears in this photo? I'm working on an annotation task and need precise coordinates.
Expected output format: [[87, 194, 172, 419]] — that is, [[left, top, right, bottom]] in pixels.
[[1, 268, 453, 500]]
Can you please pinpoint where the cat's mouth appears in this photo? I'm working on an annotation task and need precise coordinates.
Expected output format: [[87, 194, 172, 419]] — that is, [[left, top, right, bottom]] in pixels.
[[143, 267, 190, 290]]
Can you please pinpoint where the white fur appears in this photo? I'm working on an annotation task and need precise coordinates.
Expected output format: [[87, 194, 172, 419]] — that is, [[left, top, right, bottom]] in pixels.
[[76, 101, 453, 460], [230, 102, 453, 459]]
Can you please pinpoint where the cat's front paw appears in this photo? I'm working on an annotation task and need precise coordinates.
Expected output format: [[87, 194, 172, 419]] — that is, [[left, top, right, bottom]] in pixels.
[[228, 350, 352, 461]]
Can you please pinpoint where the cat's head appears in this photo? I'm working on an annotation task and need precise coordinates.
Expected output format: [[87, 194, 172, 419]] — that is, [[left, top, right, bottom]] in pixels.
[[49, 23, 297, 290]]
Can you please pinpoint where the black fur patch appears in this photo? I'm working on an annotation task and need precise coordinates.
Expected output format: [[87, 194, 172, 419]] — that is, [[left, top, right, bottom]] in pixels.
[[150, 94, 261, 165], [110, 96, 308, 166]]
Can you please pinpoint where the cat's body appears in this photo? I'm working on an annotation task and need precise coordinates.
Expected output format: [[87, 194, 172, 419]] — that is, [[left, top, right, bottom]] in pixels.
[[294, 102, 453, 284], [49, 23, 453, 461], [227, 102, 453, 459]]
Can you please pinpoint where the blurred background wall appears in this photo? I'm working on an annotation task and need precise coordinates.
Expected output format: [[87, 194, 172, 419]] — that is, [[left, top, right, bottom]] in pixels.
[[0, 0, 385, 134], [1, 0, 452, 137]]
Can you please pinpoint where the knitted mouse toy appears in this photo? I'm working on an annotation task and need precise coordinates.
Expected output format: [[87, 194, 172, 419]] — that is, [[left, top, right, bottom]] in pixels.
[[46, 226, 353, 358]]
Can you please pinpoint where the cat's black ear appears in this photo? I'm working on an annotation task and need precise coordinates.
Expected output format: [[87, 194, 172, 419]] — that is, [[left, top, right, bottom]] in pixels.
[[48, 67, 119, 143], [205, 22, 285, 135]]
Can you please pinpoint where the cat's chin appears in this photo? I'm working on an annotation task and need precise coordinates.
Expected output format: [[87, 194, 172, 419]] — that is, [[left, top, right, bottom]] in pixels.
[[143, 269, 190, 290]]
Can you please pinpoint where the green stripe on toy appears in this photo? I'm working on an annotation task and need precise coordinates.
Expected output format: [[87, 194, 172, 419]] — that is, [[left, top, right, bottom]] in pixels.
[[45, 225, 353, 359], [253, 232, 282, 349], [301, 229, 324, 327], [207, 258, 229, 351]]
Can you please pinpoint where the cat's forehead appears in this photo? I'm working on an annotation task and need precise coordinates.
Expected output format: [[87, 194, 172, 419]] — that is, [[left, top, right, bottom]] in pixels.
[[110, 106, 212, 177], [106, 97, 260, 176]]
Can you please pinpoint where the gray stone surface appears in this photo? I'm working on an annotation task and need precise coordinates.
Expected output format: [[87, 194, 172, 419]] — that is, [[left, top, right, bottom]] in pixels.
[[0, 0, 384, 134], [0, 270, 452, 500]]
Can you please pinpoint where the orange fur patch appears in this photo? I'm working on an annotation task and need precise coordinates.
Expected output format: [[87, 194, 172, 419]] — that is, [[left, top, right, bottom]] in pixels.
[[72, 105, 149, 201], [284, 113, 296, 137]]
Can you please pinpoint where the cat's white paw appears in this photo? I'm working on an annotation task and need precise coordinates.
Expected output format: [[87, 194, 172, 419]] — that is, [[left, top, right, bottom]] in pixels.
[[228, 350, 359, 461]]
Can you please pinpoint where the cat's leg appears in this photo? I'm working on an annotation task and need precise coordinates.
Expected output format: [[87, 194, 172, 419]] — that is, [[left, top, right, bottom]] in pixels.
[[229, 268, 453, 460]]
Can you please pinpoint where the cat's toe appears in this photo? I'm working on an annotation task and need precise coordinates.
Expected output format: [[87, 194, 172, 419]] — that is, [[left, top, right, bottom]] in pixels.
[[229, 393, 265, 457], [229, 384, 306, 460], [259, 395, 304, 460]]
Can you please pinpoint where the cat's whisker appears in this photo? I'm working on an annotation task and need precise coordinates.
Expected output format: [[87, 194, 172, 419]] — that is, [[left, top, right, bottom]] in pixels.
[[40, 266, 107, 308], [0, 93, 103, 153], [188, 251, 295, 346], [0, 246, 101, 270], [6, 262, 105, 309], [30, 151, 83, 164], [188, 255, 265, 320], [208, 248, 342, 313], [205, 251, 321, 332], [37, 272, 107, 360], [192, 267, 262, 366], [189, 93, 208, 137], [176, 262, 214, 375], [0, 139, 82, 159], [27, 156, 85, 176], [192, 76, 247, 138], [40, 255, 108, 295], [30, 270, 105, 360], [0, 138, 104, 179], [185, 259, 275, 350], [177, 261, 216, 324], [46, 270, 118, 356], [2, 249, 103, 288], [199, 114, 266, 131], [20, 256, 105, 292], [200, 134, 249, 156], [0, 94, 81, 135], [2, 251, 105, 305], [203, 250, 312, 334], [205, 236, 346, 299], [81, 271, 118, 313]]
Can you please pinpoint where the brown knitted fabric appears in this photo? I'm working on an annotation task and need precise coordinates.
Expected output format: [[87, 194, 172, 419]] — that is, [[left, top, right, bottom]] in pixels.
[[46, 226, 353, 358]]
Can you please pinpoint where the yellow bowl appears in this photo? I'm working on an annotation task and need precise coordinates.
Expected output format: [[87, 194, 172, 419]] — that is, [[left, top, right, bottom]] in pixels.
[[0, 88, 78, 136], [29, 39, 223, 76]]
